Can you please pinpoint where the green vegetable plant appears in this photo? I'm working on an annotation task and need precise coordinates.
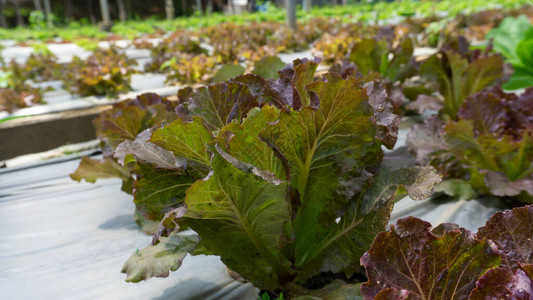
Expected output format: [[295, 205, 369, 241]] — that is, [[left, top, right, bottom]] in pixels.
[[361, 205, 533, 299], [0, 65, 45, 113], [331, 36, 418, 112], [407, 86, 533, 203], [160, 53, 221, 84], [0, 86, 43, 113], [487, 15, 533, 90], [144, 29, 206, 73], [119, 58, 441, 298], [407, 37, 507, 119], [7, 53, 61, 83], [62, 47, 137, 97]]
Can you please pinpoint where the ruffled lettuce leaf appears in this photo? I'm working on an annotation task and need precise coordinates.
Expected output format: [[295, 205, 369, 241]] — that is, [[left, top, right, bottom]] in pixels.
[[121, 232, 199, 282], [184, 152, 292, 291], [176, 82, 258, 130], [132, 162, 201, 221], [114, 129, 186, 169], [476, 205, 533, 271], [361, 205, 533, 299], [419, 46, 505, 118], [487, 15, 533, 90], [261, 57, 321, 110], [470, 265, 533, 299], [360, 217, 501, 299], [365, 81, 400, 149], [93, 93, 177, 151], [348, 37, 416, 83], [71, 93, 179, 201], [70, 156, 130, 183]]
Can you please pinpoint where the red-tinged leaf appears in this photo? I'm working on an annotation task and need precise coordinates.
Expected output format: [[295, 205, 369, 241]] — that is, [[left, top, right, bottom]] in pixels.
[[132, 162, 199, 221], [262, 57, 320, 110], [93, 93, 177, 150], [231, 74, 266, 97], [374, 288, 415, 300], [329, 60, 360, 79], [476, 205, 533, 272], [366, 80, 400, 149], [457, 86, 512, 135], [406, 116, 462, 178], [470, 265, 533, 299], [484, 171, 533, 199], [360, 217, 501, 300], [177, 82, 258, 130], [508, 87, 533, 133], [405, 94, 443, 114]]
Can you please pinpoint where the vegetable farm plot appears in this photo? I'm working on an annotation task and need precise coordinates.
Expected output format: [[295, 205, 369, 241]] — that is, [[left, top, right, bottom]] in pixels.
[[1, 0, 533, 299]]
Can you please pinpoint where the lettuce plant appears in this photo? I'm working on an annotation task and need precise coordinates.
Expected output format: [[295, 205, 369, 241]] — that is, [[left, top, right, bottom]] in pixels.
[[0, 86, 43, 113], [348, 37, 417, 84], [160, 53, 221, 85], [407, 86, 533, 203], [361, 205, 533, 299], [120, 59, 440, 297], [487, 15, 533, 90], [329, 36, 418, 112], [63, 47, 137, 97], [409, 37, 507, 119], [0, 68, 44, 113], [8, 53, 62, 83], [144, 30, 206, 73]]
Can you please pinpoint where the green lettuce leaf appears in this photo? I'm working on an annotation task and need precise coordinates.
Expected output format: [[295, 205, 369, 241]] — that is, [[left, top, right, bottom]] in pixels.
[[348, 37, 415, 83], [114, 129, 186, 169], [121, 232, 199, 282], [132, 162, 200, 221], [212, 63, 245, 83], [184, 153, 292, 291], [253, 56, 286, 79], [150, 117, 213, 166], [70, 156, 130, 183], [260, 73, 382, 272], [486, 15, 533, 66]]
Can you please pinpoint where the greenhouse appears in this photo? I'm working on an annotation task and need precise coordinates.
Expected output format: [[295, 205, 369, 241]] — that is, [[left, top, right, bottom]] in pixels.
[[1, 0, 532, 299]]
